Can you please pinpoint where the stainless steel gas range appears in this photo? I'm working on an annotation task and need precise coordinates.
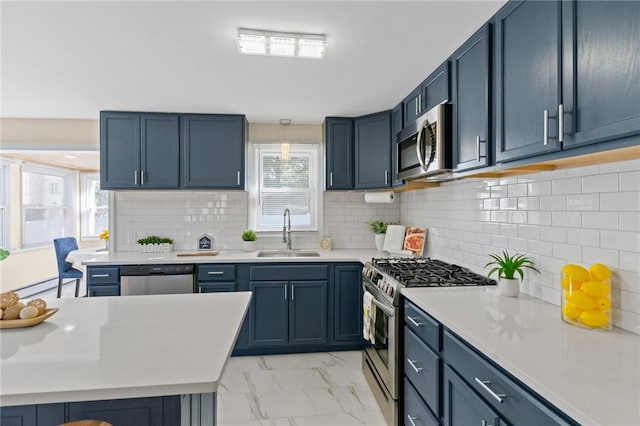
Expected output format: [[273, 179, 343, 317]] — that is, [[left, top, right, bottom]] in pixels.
[[361, 257, 495, 426]]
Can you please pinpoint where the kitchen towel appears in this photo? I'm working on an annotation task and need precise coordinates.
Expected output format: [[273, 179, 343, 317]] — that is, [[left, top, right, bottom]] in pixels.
[[363, 291, 375, 343], [364, 191, 395, 203]]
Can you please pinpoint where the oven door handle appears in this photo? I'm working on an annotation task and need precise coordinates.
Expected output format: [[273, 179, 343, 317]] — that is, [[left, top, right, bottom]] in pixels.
[[371, 297, 395, 317]]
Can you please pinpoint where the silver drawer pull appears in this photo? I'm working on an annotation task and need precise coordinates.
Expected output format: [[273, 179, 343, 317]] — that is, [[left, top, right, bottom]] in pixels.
[[91, 274, 110, 278], [407, 359, 423, 373], [481, 420, 494, 426], [475, 377, 506, 403], [407, 415, 418, 426], [207, 271, 224, 275], [543, 109, 549, 146], [407, 316, 424, 327]]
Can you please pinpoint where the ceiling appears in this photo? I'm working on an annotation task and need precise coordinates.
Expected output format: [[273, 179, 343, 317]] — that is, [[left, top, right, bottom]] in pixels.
[[0, 150, 100, 171], [1, 0, 507, 125]]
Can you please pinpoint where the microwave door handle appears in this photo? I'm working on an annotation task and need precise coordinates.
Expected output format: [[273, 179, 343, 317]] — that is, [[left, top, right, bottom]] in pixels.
[[415, 121, 427, 171]]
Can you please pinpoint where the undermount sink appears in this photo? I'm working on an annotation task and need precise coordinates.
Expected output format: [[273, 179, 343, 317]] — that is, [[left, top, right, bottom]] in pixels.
[[257, 250, 321, 258]]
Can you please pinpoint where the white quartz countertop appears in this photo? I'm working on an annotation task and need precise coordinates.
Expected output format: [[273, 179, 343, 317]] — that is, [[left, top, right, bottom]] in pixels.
[[401, 287, 640, 426], [79, 249, 382, 266], [0, 292, 251, 406]]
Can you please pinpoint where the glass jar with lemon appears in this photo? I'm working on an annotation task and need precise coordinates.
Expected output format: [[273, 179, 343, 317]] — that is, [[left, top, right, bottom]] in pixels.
[[561, 263, 612, 330]]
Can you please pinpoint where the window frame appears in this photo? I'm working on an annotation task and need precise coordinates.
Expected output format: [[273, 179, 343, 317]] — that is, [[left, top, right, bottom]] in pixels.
[[80, 172, 109, 240], [0, 160, 9, 248]]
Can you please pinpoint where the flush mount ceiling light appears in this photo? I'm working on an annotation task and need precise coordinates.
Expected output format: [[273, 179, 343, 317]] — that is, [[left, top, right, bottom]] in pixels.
[[237, 28, 327, 59]]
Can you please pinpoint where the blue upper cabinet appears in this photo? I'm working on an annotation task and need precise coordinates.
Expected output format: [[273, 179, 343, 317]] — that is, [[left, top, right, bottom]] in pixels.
[[495, 0, 563, 163], [391, 103, 405, 187], [403, 61, 451, 128], [452, 24, 491, 172], [561, 0, 640, 149], [181, 114, 246, 189], [354, 110, 392, 189], [325, 117, 354, 190], [101, 112, 179, 189]]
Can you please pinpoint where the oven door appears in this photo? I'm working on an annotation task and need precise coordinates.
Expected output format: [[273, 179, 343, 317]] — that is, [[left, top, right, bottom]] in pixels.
[[363, 282, 398, 399]]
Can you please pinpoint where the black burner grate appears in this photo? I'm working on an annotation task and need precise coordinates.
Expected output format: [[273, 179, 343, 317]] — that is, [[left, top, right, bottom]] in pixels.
[[372, 257, 495, 287]]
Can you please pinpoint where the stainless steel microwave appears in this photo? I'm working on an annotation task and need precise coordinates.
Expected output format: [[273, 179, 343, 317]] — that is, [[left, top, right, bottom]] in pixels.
[[396, 103, 452, 181]]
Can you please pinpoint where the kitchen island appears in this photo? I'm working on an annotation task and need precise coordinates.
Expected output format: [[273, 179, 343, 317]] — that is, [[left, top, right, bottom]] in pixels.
[[0, 292, 251, 425]]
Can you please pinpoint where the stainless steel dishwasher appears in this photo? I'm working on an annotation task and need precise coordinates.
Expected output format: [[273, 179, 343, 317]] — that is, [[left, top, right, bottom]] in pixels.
[[120, 264, 195, 295]]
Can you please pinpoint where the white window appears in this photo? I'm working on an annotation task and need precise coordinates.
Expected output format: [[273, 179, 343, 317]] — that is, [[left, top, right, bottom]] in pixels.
[[22, 164, 74, 247], [81, 173, 109, 240], [248, 143, 321, 232], [0, 161, 8, 248]]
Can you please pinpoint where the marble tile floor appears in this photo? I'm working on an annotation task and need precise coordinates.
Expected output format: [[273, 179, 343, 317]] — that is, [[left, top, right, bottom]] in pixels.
[[218, 351, 388, 426]]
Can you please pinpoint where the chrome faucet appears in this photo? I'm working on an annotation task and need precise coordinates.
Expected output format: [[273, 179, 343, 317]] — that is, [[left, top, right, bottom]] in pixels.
[[283, 208, 292, 249]]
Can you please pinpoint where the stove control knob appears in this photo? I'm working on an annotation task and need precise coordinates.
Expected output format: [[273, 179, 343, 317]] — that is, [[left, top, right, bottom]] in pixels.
[[387, 286, 394, 296]]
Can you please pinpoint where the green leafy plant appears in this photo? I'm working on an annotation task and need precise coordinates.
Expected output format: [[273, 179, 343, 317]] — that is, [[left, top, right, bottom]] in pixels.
[[485, 251, 539, 280], [137, 236, 173, 245], [0, 248, 10, 261], [367, 220, 398, 234], [241, 229, 257, 242]]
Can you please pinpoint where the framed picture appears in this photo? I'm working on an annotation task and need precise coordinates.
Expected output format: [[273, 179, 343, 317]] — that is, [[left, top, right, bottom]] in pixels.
[[403, 227, 427, 256], [198, 234, 213, 251]]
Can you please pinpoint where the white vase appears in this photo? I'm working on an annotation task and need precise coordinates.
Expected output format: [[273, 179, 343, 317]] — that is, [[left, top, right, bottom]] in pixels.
[[374, 233, 385, 251], [243, 241, 257, 252], [498, 278, 520, 297]]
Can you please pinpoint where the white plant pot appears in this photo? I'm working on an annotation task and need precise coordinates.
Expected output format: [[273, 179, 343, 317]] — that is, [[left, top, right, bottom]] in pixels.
[[374, 234, 385, 251], [498, 278, 520, 297], [243, 241, 257, 252]]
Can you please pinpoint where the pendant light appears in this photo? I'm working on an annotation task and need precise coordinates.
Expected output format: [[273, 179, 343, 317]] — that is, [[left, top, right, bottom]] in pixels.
[[280, 119, 291, 161]]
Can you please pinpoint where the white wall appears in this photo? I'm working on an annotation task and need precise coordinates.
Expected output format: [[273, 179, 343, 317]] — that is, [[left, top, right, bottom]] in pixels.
[[401, 159, 640, 335]]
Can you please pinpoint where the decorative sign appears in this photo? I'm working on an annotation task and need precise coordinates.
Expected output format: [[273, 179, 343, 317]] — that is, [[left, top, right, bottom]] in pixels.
[[198, 234, 213, 251]]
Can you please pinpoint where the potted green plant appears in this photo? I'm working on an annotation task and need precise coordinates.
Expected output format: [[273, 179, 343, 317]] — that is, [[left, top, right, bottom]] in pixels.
[[485, 251, 540, 297], [0, 248, 10, 261], [241, 229, 258, 252], [137, 236, 174, 253], [367, 220, 389, 251]]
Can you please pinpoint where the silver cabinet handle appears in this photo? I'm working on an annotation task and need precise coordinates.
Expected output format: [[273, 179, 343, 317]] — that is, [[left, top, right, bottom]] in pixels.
[[284, 285, 287, 300], [558, 103, 564, 143], [543, 109, 549, 146], [207, 271, 224, 275], [91, 274, 110, 278], [477, 136, 487, 162], [407, 415, 418, 426], [384, 170, 388, 185], [406, 316, 423, 327], [329, 172, 333, 187], [141, 170, 145, 185], [418, 94, 422, 113], [134, 170, 138, 185], [475, 377, 506, 403], [407, 359, 423, 373], [291, 284, 295, 300], [237, 171, 241, 185]]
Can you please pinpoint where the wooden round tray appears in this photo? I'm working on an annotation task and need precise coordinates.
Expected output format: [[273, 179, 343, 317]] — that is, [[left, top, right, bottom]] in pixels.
[[0, 308, 59, 329]]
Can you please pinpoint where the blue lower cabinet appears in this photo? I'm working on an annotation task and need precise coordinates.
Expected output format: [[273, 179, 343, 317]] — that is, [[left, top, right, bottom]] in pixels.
[[443, 364, 503, 426], [289, 280, 327, 345], [198, 282, 235, 293], [87, 266, 120, 297], [67, 396, 180, 426], [332, 265, 362, 343], [250, 281, 289, 347], [405, 328, 440, 418], [404, 379, 440, 426], [88, 285, 120, 297]]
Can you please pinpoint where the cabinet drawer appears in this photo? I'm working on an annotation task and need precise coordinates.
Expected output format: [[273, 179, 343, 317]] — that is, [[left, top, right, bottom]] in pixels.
[[250, 265, 328, 281], [405, 300, 441, 352], [197, 264, 235, 281], [443, 331, 575, 426], [88, 285, 120, 297], [198, 282, 235, 293], [405, 328, 440, 418], [87, 267, 119, 284], [405, 378, 439, 426]]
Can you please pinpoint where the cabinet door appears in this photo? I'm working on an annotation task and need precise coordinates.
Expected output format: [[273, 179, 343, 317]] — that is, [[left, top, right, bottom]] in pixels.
[[250, 281, 288, 346], [325, 118, 354, 190], [88, 285, 120, 297], [100, 112, 140, 189], [67, 396, 180, 426], [452, 24, 491, 172], [561, 0, 640, 148], [333, 265, 362, 342], [0, 405, 36, 426], [181, 114, 245, 189], [422, 61, 450, 112], [354, 111, 392, 189], [140, 113, 179, 189], [443, 365, 503, 426], [391, 104, 405, 187], [289, 280, 328, 345], [495, 0, 562, 162], [403, 85, 423, 127]]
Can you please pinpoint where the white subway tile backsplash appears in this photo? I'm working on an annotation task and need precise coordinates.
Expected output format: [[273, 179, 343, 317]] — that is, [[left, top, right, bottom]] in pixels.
[[619, 171, 640, 191], [540, 195, 567, 211], [582, 211, 618, 230], [601, 230, 640, 252], [619, 212, 640, 232], [582, 173, 619, 193], [527, 181, 552, 196], [552, 242, 582, 262], [552, 211, 582, 228], [527, 211, 552, 226], [552, 177, 582, 195], [517, 197, 540, 211], [582, 246, 619, 268], [566, 228, 599, 247], [620, 251, 640, 273], [601, 192, 640, 211], [540, 226, 567, 243], [508, 183, 528, 197], [599, 158, 640, 174], [567, 194, 599, 211]]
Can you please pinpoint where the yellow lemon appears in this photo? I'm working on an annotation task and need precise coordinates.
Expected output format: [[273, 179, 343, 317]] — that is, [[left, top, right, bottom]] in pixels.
[[581, 280, 610, 298], [566, 290, 596, 311], [589, 263, 612, 280], [580, 310, 609, 328], [562, 303, 582, 321], [595, 297, 612, 311], [561, 264, 590, 282], [561, 275, 582, 291]]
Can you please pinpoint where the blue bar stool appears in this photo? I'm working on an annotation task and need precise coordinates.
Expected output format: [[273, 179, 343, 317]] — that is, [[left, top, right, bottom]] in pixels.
[[53, 237, 83, 298]]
